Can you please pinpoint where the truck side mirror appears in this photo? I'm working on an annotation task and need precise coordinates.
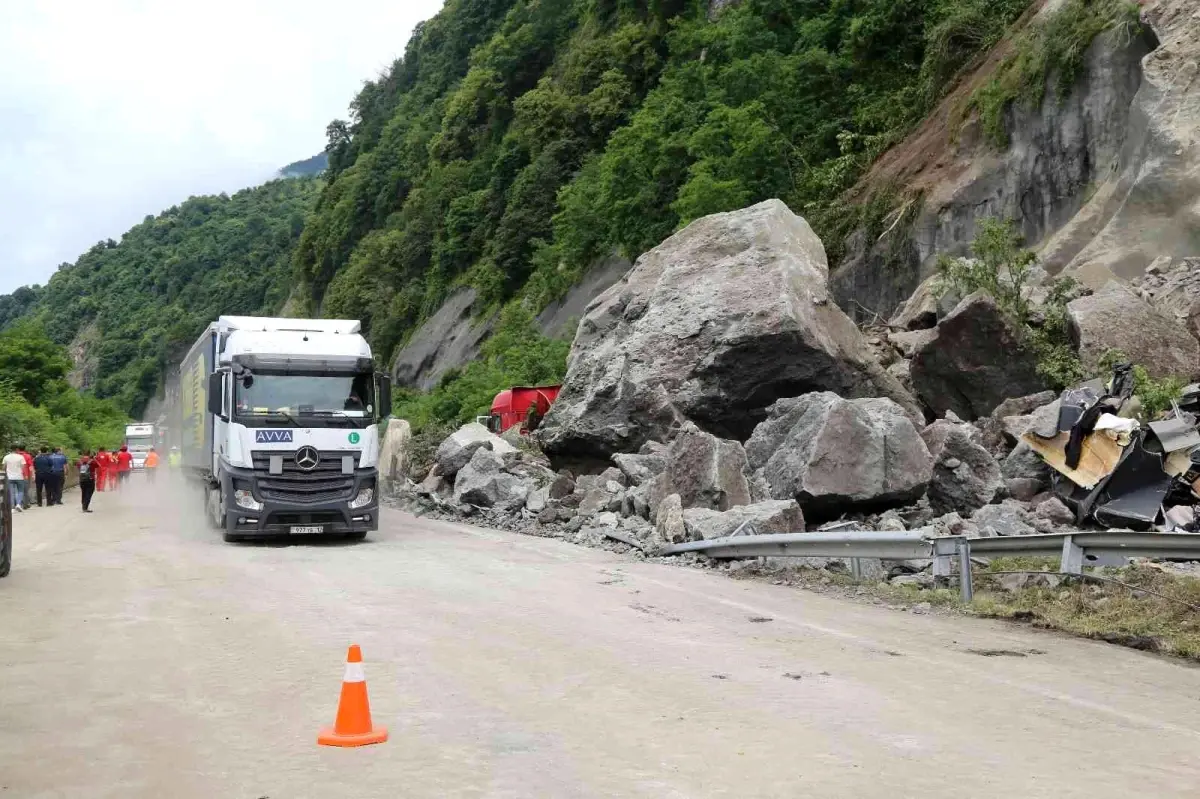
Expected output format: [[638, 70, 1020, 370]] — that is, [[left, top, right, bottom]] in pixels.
[[207, 373, 225, 418], [377, 373, 392, 420]]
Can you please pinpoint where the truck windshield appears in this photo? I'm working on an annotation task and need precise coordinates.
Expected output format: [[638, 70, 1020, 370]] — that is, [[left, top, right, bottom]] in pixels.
[[235, 372, 375, 423], [125, 436, 154, 451]]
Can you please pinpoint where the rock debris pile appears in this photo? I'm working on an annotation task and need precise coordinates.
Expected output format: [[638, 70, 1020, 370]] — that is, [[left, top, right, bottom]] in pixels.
[[388, 201, 1200, 581]]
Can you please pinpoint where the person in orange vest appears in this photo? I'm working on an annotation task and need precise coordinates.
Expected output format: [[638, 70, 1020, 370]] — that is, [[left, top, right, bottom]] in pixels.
[[144, 448, 160, 482]]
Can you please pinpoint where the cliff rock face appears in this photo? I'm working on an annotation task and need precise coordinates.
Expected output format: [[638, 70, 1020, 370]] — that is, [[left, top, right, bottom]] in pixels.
[[831, 1, 1169, 320], [537, 200, 920, 459], [1049, 0, 1200, 285]]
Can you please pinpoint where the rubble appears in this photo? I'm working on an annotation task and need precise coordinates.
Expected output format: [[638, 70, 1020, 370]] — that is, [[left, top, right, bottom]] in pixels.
[[536, 199, 920, 458], [971, 501, 1038, 537], [1067, 281, 1200, 381], [1134, 257, 1200, 341], [745, 392, 932, 518], [909, 293, 1049, 420]]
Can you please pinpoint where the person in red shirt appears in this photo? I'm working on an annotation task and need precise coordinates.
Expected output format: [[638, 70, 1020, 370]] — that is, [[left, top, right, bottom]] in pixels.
[[94, 448, 109, 492], [17, 445, 33, 508], [115, 445, 133, 490]]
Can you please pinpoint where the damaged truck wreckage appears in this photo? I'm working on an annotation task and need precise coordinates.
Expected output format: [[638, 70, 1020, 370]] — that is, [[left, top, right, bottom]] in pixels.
[[386, 199, 1200, 593]]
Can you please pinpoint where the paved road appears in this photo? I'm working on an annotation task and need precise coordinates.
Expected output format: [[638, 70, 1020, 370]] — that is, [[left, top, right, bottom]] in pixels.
[[3, 477, 1200, 798]]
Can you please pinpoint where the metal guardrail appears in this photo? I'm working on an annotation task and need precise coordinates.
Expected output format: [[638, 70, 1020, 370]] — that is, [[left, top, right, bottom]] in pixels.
[[668, 528, 1200, 602]]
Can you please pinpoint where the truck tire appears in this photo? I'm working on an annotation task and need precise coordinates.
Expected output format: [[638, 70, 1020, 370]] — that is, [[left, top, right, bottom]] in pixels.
[[0, 519, 10, 578], [205, 485, 223, 530]]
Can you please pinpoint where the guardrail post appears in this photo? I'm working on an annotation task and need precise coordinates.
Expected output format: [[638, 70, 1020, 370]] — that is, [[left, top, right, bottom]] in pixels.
[[1060, 535, 1084, 575], [957, 538, 973, 602], [932, 537, 957, 588]]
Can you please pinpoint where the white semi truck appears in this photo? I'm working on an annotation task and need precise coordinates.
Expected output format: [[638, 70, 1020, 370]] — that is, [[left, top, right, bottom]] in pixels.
[[124, 422, 156, 469], [173, 316, 391, 542]]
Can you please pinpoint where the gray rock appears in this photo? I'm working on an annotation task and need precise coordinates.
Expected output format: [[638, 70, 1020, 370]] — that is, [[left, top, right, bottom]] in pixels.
[[971, 500, 1038, 537], [536, 507, 559, 525], [1005, 478, 1044, 502], [453, 448, 531, 509], [537, 199, 921, 458], [654, 494, 688, 546], [647, 426, 752, 518], [1001, 442, 1052, 491], [1135, 257, 1200, 341], [888, 274, 963, 330], [611, 451, 667, 487], [888, 328, 938, 358], [921, 419, 1004, 515], [886, 359, 914, 394], [578, 485, 615, 517], [910, 293, 1049, 420], [378, 418, 413, 487], [890, 573, 935, 589], [623, 483, 651, 519], [435, 422, 518, 477], [992, 391, 1059, 421], [525, 487, 549, 514], [745, 392, 932, 518], [548, 473, 576, 499], [1067, 281, 1200, 380], [1035, 497, 1075, 527], [564, 516, 587, 533], [417, 465, 448, 497], [598, 467, 626, 487], [682, 500, 805, 541]]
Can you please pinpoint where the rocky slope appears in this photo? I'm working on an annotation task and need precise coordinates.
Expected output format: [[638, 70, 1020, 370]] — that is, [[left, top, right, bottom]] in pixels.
[[832, 0, 1199, 322]]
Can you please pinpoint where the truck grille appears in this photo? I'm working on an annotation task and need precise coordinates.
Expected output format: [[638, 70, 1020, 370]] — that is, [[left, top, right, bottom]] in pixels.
[[250, 450, 360, 505]]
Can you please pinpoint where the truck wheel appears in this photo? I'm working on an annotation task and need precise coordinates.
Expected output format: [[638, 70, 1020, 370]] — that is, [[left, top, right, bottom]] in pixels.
[[0, 519, 10, 578], [205, 486, 224, 530]]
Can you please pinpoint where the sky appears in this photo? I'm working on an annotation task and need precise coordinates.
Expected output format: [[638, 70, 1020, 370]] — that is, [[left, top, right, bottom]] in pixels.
[[0, 0, 444, 294]]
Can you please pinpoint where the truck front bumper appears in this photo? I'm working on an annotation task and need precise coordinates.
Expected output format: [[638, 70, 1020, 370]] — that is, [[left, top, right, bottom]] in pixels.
[[220, 466, 379, 538]]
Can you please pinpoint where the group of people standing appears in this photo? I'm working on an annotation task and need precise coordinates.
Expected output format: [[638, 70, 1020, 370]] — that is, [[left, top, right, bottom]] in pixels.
[[2, 445, 68, 510], [3, 443, 163, 513]]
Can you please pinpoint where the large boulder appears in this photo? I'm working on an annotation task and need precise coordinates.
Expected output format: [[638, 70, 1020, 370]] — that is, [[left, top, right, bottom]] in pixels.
[[611, 441, 669, 487], [745, 392, 932, 518], [646, 426, 752, 519], [682, 500, 805, 541], [921, 419, 1004, 515], [377, 418, 412, 488], [537, 199, 921, 458], [1067, 281, 1200, 380], [452, 448, 531, 509], [910, 293, 1049, 420], [435, 422, 518, 477], [972, 500, 1038, 537], [1136, 257, 1200, 341]]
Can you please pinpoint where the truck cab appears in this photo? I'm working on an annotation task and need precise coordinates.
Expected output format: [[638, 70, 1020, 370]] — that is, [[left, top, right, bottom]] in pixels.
[[184, 316, 391, 541]]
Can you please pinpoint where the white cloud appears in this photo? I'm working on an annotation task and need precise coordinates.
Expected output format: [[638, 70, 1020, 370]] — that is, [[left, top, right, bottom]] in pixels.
[[0, 0, 444, 292]]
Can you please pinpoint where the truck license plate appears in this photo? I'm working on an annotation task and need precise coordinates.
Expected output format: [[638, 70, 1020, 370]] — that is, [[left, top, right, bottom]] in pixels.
[[291, 525, 324, 535]]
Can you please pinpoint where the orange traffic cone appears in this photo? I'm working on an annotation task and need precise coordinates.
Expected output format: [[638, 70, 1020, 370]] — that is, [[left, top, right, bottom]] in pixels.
[[317, 644, 389, 747]]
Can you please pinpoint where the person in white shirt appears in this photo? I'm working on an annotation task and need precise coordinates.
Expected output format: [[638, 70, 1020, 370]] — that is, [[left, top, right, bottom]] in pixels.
[[3, 446, 27, 512]]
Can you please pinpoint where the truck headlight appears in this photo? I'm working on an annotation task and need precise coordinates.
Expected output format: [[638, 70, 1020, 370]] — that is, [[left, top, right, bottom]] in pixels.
[[349, 488, 374, 509], [234, 489, 264, 511]]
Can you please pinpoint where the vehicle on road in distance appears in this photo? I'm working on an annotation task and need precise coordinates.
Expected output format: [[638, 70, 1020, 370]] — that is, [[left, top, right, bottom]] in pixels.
[[481, 385, 562, 435], [170, 316, 391, 542], [124, 423, 156, 469]]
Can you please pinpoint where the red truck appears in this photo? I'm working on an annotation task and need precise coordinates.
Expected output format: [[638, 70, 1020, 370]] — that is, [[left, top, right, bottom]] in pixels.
[[483, 385, 562, 435]]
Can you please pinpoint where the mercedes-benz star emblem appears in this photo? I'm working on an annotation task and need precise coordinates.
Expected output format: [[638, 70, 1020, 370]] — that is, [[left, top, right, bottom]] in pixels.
[[295, 446, 320, 471]]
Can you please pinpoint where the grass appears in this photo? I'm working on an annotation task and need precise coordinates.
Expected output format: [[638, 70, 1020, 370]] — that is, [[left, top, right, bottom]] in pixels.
[[971, 565, 1200, 659], [726, 556, 1200, 661]]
